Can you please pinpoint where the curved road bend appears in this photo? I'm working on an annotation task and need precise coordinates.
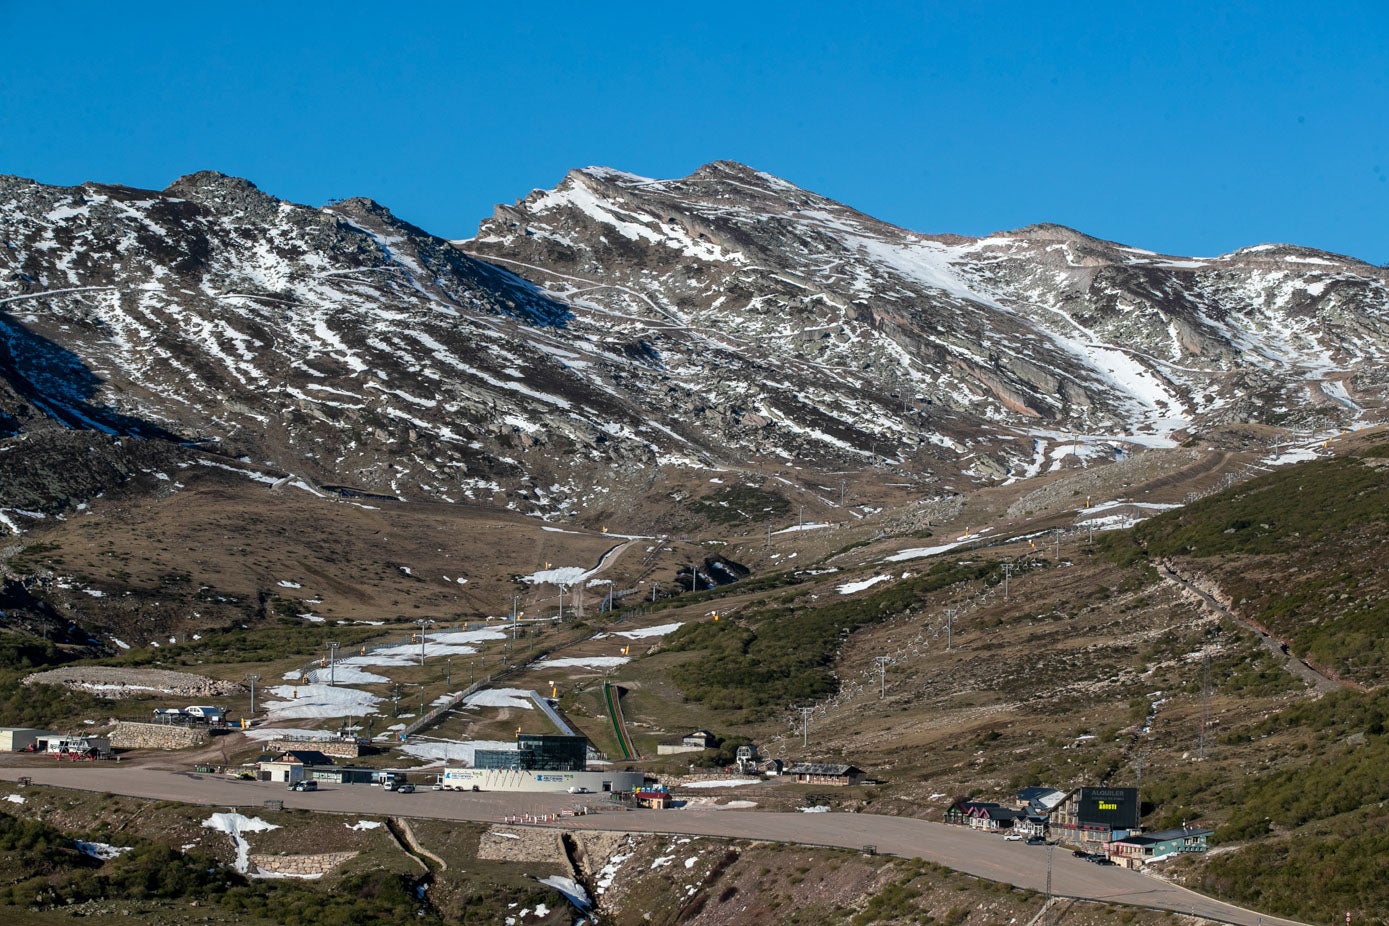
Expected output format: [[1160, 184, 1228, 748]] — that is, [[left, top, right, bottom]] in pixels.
[[0, 766, 1308, 926]]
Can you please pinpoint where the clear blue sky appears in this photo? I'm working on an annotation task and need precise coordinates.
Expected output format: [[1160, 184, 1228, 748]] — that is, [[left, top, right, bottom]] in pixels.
[[4, 1, 1387, 263]]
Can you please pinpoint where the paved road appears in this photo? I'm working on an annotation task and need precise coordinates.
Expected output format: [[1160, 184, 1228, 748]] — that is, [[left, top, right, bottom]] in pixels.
[[0, 765, 1309, 926]]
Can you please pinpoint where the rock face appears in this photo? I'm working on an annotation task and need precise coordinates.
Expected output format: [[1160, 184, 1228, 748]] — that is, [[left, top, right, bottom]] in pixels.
[[2, 163, 1386, 523]]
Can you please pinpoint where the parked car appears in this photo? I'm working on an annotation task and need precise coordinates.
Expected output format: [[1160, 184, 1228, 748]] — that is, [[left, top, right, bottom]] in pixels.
[[396, 783, 415, 793], [1072, 849, 1091, 858], [567, 786, 591, 794], [288, 780, 317, 792], [1025, 836, 1047, 846], [1003, 833, 1023, 841], [1088, 856, 1116, 866]]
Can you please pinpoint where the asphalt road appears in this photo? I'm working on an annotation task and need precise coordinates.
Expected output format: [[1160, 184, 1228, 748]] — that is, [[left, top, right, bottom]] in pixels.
[[0, 764, 1309, 926]]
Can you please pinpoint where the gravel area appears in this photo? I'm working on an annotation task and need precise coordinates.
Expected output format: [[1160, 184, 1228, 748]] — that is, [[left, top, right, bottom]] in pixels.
[[23, 666, 246, 699]]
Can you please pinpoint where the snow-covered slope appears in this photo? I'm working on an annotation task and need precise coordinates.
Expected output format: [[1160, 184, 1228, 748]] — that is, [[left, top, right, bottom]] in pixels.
[[2, 163, 1386, 524], [466, 162, 1388, 463]]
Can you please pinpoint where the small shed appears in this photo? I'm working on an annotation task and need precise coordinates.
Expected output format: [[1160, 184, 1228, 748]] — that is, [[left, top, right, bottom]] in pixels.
[[682, 730, 717, 749], [635, 786, 673, 809], [258, 749, 335, 783], [0, 728, 59, 753], [785, 763, 865, 786]]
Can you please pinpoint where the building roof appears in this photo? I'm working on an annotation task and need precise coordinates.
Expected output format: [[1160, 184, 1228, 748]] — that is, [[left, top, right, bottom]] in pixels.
[[274, 749, 334, 766], [1018, 786, 1068, 810], [1115, 827, 1214, 846], [786, 763, 861, 777]]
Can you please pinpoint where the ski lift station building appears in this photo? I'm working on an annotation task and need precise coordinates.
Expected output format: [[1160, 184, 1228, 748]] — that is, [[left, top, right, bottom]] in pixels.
[[440, 733, 646, 793]]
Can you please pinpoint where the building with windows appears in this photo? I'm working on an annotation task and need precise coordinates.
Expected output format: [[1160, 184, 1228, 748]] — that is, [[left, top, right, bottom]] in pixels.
[[1049, 787, 1140, 847], [1108, 828, 1212, 868], [444, 732, 647, 793]]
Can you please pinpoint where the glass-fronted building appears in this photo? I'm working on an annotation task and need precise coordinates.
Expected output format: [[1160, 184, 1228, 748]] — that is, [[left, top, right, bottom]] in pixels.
[[474, 734, 589, 771]]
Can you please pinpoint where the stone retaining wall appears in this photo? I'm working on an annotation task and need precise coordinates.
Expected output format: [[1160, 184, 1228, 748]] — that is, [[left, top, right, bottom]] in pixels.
[[110, 721, 208, 750], [263, 738, 361, 759], [248, 851, 358, 877]]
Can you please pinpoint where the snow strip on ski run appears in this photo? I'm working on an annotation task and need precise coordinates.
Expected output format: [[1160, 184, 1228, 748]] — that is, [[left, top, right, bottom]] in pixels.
[[599, 622, 683, 640], [261, 684, 381, 721], [463, 688, 535, 710], [683, 778, 761, 789], [534, 656, 630, 669]]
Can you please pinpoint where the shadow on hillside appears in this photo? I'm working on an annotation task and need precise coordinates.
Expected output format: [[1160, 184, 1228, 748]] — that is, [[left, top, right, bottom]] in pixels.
[[0, 311, 186, 441]]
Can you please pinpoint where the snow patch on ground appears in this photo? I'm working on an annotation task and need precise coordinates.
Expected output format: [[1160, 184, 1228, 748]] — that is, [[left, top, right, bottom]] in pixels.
[[534, 656, 630, 669], [606, 622, 683, 640], [837, 575, 891, 595], [202, 813, 278, 874], [683, 778, 760, 789]]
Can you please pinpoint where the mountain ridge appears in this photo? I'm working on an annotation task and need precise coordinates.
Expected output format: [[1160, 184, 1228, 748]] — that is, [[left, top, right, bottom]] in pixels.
[[2, 161, 1387, 529]]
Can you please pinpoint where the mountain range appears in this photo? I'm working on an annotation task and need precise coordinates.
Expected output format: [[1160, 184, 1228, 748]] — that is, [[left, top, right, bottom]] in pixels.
[[2, 161, 1386, 528]]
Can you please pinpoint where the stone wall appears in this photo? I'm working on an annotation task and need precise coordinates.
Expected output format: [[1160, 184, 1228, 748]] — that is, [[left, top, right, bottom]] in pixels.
[[248, 851, 358, 877], [110, 721, 208, 750], [263, 738, 361, 759]]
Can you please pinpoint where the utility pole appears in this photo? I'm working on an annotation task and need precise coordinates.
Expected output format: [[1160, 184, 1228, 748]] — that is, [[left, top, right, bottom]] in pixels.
[[244, 674, 260, 718], [840, 479, 846, 506], [798, 707, 814, 747], [875, 656, 890, 698], [1199, 652, 1212, 760], [512, 595, 519, 640], [326, 641, 339, 687], [558, 585, 566, 621], [945, 608, 957, 651], [416, 619, 432, 666], [799, 504, 805, 529], [1002, 562, 1014, 600], [1045, 843, 1055, 925], [1054, 528, 1062, 560]]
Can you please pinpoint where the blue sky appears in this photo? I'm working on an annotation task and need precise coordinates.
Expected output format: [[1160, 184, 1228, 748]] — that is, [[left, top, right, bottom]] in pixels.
[[3, 2, 1386, 263]]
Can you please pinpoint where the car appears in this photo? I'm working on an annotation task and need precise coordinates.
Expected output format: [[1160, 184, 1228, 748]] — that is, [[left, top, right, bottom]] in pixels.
[[1072, 849, 1091, 858], [567, 786, 591, 794], [1003, 833, 1023, 841], [396, 783, 415, 793], [1088, 856, 1116, 866], [1025, 836, 1047, 846], [288, 780, 318, 792]]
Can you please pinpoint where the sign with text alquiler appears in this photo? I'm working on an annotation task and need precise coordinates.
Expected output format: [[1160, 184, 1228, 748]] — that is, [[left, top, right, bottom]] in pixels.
[[1077, 787, 1140, 827]]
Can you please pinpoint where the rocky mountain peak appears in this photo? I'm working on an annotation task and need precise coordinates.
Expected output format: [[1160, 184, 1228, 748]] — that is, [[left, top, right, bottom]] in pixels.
[[2, 164, 1387, 529]]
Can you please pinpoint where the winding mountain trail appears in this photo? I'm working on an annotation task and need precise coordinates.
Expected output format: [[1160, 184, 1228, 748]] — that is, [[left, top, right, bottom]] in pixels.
[[1157, 560, 1350, 694]]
